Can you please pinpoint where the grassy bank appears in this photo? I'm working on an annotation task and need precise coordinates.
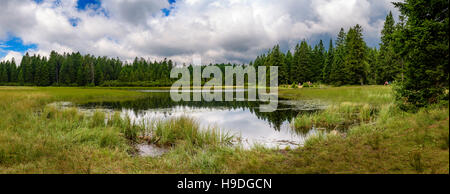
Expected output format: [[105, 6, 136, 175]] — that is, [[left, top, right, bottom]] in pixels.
[[279, 85, 393, 105], [0, 86, 448, 173]]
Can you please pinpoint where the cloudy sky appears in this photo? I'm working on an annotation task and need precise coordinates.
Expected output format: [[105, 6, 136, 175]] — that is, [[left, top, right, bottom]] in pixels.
[[0, 0, 399, 65]]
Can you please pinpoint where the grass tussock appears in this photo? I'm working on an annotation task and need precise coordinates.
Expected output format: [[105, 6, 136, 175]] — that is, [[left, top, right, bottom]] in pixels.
[[293, 102, 378, 132], [142, 116, 234, 148]]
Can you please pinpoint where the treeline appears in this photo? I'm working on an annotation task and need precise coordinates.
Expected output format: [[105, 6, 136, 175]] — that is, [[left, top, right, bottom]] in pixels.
[[0, 12, 409, 88], [0, 52, 175, 86], [0, 0, 447, 110], [251, 12, 404, 86], [251, 0, 449, 111], [0, 12, 405, 88]]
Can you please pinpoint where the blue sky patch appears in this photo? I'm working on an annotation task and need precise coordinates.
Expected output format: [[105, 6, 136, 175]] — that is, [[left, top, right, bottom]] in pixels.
[[162, 0, 176, 16], [0, 36, 37, 58], [68, 17, 81, 27], [76, 0, 101, 11], [76, 0, 109, 17]]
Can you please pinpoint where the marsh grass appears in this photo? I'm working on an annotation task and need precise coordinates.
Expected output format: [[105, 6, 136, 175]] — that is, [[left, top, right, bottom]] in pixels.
[[293, 102, 379, 132], [90, 111, 106, 128], [149, 116, 234, 148], [0, 86, 447, 174], [279, 85, 393, 105]]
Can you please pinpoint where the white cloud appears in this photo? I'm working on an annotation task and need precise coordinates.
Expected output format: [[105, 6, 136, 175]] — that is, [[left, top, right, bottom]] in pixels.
[[1, 51, 23, 64], [0, 0, 399, 65]]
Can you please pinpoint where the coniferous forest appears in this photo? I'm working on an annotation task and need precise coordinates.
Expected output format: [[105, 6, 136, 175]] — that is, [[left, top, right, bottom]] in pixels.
[[0, 0, 448, 110], [0, 0, 448, 175], [0, 20, 401, 87]]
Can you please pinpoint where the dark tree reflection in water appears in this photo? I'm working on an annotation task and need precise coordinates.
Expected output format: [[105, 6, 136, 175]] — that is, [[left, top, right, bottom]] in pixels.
[[79, 90, 324, 148]]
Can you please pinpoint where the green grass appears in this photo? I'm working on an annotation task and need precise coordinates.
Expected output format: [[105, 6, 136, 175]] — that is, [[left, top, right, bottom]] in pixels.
[[35, 87, 147, 103], [0, 86, 448, 174], [279, 85, 393, 105], [293, 102, 378, 132], [146, 116, 234, 147]]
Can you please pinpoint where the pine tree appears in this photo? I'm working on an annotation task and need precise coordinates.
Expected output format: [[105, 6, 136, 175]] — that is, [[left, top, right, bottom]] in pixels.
[[285, 50, 293, 84], [366, 47, 378, 85], [293, 41, 312, 83], [322, 39, 334, 83], [311, 40, 325, 82], [268, 45, 286, 84], [344, 24, 367, 85], [9, 59, 18, 83], [330, 28, 347, 86], [48, 51, 59, 85], [21, 53, 33, 83], [39, 57, 50, 86], [76, 63, 90, 86], [393, 0, 449, 110], [18, 67, 24, 84], [59, 56, 72, 85], [0, 62, 7, 83], [376, 11, 400, 84], [33, 56, 42, 85], [71, 52, 83, 83], [94, 62, 104, 86]]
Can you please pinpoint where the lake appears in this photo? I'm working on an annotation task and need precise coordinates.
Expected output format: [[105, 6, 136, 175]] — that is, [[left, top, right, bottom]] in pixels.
[[77, 89, 326, 148]]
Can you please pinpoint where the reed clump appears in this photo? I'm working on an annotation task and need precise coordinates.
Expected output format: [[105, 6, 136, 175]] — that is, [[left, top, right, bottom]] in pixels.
[[149, 116, 234, 148], [293, 102, 379, 132]]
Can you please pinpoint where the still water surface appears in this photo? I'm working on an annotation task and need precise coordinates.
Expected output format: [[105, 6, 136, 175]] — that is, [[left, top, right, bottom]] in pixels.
[[78, 90, 326, 148]]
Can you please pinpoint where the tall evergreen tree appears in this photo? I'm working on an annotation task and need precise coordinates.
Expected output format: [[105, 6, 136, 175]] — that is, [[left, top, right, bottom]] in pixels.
[[311, 40, 325, 82], [344, 24, 367, 85], [322, 39, 334, 83], [285, 50, 294, 84], [366, 47, 379, 85], [59, 56, 72, 85], [293, 41, 312, 83], [20, 53, 33, 83], [48, 51, 59, 85], [38, 57, 50, 86], [376, 11, 400, 84], [330, 28, 347, 86], [268, 45, 286, 84], [10, 59, 18, 83], [0, 62, 7, 83], [393, 0, 449, 110]]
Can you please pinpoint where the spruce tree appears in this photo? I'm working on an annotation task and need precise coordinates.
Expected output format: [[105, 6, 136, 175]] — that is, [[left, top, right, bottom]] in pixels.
[[377, 11, 400, 84], [322, 39, 334, 83], [344, 24, 367, 85], [268, 45, 286, 84], [48, 51, 59, 85], [39, 57, 50, 86], [10, 59, 18, 83], [330, 28, 346, 86], [293, 41, 312, 83], [20, 53, 33, 83], [311, 40, 325, 82], [393, 0, 449, 110], [0, 62, 7, 83], [59, 57, 72, 85], [285, 50, 294, 84]]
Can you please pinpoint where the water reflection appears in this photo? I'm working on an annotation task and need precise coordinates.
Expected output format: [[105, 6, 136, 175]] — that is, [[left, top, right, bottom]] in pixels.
[[78, 90, 324, 148]]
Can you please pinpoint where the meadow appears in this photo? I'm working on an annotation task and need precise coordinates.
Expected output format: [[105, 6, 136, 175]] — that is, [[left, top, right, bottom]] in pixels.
[[0, 86, 448, 173]]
